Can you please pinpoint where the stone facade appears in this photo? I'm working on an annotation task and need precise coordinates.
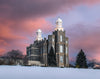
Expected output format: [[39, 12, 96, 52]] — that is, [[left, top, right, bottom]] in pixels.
[[26, 18, 69, 67]]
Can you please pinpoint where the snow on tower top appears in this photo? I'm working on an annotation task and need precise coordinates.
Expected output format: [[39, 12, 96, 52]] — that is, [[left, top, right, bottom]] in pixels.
[[56, 18, 62, 23], [36, 29, 42, 41], [37, 29, 42, 33], [55, 18, 64, 31]]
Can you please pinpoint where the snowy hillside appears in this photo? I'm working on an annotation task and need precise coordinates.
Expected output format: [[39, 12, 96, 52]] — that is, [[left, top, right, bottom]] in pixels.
[[0, 65, 100, 79]]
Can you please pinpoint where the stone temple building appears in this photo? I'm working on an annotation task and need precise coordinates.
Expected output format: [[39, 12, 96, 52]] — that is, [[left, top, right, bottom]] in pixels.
[[26, 18, 69, 67]]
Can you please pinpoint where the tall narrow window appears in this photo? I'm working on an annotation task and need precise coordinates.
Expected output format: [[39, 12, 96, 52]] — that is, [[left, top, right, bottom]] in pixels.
[[28, 51, 30, 56], [66, 47, 68, 54], [66, 57, 68, 64], [60, 45, 63, 53], [60, 35, 62, 42], [66, 41, 68, 44], [41, 48, 42, 53], [52, 38, 54, 42], [60, 56, 63, 63]]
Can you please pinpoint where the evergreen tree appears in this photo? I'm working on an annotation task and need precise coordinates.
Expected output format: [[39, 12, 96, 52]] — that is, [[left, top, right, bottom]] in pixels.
[[48, 46, 56, 66], [76, 49, 88, 68]]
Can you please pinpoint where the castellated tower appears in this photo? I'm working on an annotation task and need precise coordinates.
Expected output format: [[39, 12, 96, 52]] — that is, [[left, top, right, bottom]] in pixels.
[[26, 18, 69, 67], [47, 18, 69, 67]]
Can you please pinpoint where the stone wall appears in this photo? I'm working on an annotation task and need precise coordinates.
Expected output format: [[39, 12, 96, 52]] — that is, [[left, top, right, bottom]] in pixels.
[[26, 30, 69, 67]]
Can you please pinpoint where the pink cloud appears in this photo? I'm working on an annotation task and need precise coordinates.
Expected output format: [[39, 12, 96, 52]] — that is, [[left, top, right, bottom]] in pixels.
[[0, 18, 52, 55], [0, 48, 6, 56]]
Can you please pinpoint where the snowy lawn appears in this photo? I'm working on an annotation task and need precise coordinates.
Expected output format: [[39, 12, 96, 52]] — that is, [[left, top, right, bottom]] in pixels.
[[0, 65, 100, 79]]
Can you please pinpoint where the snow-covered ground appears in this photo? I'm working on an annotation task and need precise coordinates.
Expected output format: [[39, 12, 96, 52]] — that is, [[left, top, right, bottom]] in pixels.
[[0, 65, 100, 79]]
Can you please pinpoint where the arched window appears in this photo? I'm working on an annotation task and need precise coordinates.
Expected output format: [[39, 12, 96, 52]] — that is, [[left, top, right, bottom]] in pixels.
[[66, 57, 68, 64], [60, 45, 63, 53], [60, 35, 62, 42], [40, 48, 42, 53], [66, 47, 68, 54], [52, 38, 54, 42], [28, 51, 30, 56], [60, 56, 63, 63], [66, 41, 68, 44]]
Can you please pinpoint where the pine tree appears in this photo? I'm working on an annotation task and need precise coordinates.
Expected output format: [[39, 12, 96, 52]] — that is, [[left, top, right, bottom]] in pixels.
[[48, 46, 56, 66], [76, 49, 88, 68]]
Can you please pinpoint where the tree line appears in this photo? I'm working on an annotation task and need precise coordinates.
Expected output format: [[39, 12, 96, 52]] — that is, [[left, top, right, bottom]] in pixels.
[[0, 50, 24, 65], [0, 48, 98, 68]]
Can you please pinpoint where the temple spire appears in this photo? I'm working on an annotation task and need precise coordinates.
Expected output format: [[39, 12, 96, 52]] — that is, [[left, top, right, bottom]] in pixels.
[[36, 29, 42, 41], [55, 18, 64, 31]]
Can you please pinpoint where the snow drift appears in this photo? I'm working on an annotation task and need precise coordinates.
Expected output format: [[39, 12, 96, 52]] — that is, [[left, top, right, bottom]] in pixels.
[[0, 65, 100, 79]]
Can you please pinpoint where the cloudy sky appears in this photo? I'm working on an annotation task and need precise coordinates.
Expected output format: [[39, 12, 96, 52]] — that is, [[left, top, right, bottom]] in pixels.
[[0, 0, 100, 62]]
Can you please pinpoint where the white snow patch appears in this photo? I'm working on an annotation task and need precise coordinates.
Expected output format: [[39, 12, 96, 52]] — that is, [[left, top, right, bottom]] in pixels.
[[0, 65, 100, 79]]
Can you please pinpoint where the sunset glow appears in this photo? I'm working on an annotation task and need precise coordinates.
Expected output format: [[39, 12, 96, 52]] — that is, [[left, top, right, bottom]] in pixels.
[[0, 0, 100, 62]]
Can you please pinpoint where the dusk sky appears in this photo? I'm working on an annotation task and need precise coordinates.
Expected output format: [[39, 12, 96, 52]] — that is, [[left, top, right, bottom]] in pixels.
[[0, 0, 100, 62]]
